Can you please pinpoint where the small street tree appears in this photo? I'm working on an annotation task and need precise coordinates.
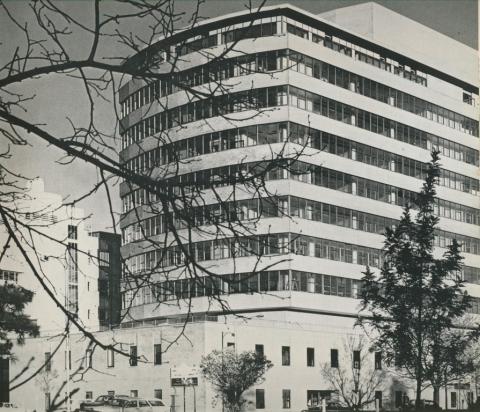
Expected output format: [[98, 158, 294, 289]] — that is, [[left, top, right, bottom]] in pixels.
[[0, 282, 39, 355], [320, 335, 387, 411], [359, 150, 478, 407], [200, 349, 272, 412]]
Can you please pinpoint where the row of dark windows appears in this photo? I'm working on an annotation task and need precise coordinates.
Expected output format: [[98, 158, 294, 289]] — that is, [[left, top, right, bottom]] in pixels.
[[286, 50, 477, 136], [122, 49, 477, 136], [121, 161, 479, 228], [122, 268, 480, 316], [175, 34, 218, 57], [464, 266, 480, 285], [122, 194, 480, 263], [123, 233, 384, 275], [276, 345, 381, 369], [107, 344, 162, 368], [177, 21, 278, 57], [254, 387, 382, 410], [124, 225, 480, 285], [0, 269, 19, 283], [141, 13, 431, 98], [121, 85, 478, 176], [123, 121, 478, 196], [122, 270, 364, 308], [121, 195, 399, 244], [52, 345, 162, 373]]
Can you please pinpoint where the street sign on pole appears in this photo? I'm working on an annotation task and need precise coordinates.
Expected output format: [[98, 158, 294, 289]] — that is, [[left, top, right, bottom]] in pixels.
[[171, 365, 199, 387]]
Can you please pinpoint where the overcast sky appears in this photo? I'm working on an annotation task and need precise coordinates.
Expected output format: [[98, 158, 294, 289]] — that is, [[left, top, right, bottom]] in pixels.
[[2, 0, 478, 231]]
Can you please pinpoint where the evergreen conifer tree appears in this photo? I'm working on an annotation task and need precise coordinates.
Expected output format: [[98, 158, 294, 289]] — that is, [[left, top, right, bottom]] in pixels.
[[360, 151, 477, 406]]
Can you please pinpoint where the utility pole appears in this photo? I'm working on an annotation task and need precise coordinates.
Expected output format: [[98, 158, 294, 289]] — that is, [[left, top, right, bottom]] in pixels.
[[193, 385, 197, 412], [66, 328, 71, 412], [221, 331, 235, 412], [183, 385, 186, 412]]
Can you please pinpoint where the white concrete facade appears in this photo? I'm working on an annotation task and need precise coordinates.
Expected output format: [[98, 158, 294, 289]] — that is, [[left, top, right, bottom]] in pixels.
[[0, 179, 101, 335], [115, 2, 480, 411]]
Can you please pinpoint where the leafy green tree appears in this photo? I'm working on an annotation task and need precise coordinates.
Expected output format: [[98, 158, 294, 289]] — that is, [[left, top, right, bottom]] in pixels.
[[200, 349, 273, 412], [359, 151, 477, 407], [0, 282, 39, 355]]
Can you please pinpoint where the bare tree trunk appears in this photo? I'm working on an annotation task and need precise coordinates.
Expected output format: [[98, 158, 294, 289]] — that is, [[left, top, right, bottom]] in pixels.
[[416, 375, 422, 408], [433, 386, 440, 406]]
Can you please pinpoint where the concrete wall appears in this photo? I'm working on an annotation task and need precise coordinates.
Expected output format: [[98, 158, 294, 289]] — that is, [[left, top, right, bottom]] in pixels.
[[9, 313, 477, 411]]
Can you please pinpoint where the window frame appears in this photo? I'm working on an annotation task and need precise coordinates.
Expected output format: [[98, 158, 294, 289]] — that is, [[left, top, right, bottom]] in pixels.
[[281, 346, 291, 366], [154, 343, 162, 365], [330, 348, 339, 368], [256, 389, 265, 409]]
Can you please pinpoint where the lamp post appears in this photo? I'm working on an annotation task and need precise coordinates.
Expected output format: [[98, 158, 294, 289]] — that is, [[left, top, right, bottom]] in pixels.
[[221, 331, 235, 412]]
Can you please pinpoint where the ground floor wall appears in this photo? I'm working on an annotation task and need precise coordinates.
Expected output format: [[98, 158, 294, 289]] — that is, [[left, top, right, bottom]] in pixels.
[[8, 311, 479, 411]]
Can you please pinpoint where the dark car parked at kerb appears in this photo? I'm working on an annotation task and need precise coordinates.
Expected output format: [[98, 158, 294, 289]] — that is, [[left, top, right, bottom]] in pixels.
[[79, 395, 130, 411], [402, 400, 442, 411]]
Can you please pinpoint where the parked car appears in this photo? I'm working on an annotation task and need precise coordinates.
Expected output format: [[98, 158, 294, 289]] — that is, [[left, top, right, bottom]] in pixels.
[[80, 395, 114, 411], [0, 403, 30, 412], [80, 395, 130, 411], [89, 398, 165, 412], [301, 402, 349, 412], [403, 399, 442, 410], [123, 399, 165, 412]]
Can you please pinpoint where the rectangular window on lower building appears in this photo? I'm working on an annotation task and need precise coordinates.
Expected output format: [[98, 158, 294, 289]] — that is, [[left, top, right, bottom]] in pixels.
[[255, 344, 264, 357], [282, 389, 291, 409], [154, 344, 162, 365], [282, 346, 290, 366], [154, 389, 162, 399], [330, 349, 339, 368], [256, 389, 265, 409], [68, 225, 78, 240], [85, 392, 93, 400], [131, 390, 138, 398], [107, 390, 115, 397], [130, 345, 138, 366], [374, 351, 382, 370], [45, 352, 51, 372], [307, 347, 315, 367], [353, 350, 361, 369]]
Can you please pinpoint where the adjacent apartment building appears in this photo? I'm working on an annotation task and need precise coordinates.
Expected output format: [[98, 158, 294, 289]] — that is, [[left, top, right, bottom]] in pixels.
[[8, 3, 480, 411], [0, 179, 121, 403]]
